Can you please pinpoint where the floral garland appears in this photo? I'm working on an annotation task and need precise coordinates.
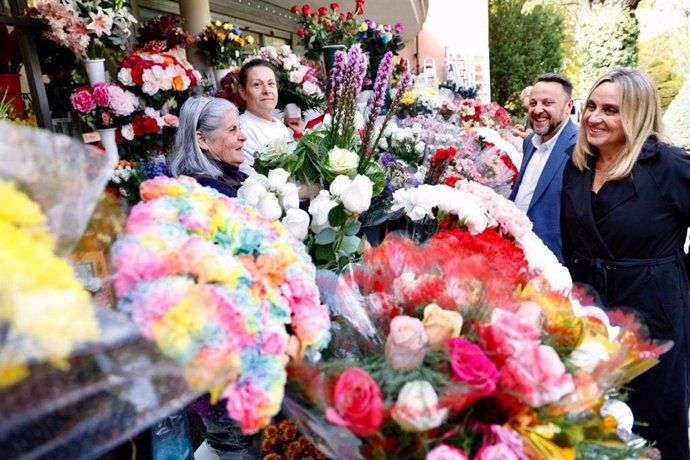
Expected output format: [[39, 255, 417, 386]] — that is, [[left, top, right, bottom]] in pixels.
[[0, 179, 100, 388], [111, 176, 331, 433]]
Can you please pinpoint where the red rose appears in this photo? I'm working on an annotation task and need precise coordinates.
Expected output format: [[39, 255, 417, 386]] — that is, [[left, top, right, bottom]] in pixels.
[[296, 28, 308, 37], [291, 4, 299, 13], [301, 4, 311, 16], [339, 12, 345, 20], [318, 6, 328, 15], [346, 11, 353, 20], [142, 117, 161, 134], [330, 2, 339, 10], [325, 367, 384, 437], [131, 115, 145, 137]]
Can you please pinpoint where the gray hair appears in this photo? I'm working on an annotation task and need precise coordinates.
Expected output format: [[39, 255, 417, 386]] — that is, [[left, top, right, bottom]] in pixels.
[[169, 97, 239, 178]]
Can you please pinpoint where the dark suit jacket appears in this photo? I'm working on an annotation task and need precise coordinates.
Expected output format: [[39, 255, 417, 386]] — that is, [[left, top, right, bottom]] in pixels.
[[509, 120, 578, 262]]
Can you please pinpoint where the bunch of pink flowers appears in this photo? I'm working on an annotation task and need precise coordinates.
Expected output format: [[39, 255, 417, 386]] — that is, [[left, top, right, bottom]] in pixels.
[[70, 82, 139, 129]]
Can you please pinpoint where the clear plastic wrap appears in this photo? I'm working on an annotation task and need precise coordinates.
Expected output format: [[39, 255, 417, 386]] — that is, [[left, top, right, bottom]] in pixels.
[[0, 121, 117, 255], [0, 308, 204, 460]]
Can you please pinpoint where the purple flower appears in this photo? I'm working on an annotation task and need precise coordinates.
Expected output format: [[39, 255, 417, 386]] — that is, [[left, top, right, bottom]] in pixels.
[[395, 22, 404, 34]]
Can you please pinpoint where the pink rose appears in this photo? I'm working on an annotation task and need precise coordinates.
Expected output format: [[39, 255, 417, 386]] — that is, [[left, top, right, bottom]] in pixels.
[[385, 315, 428, 371], [476, 308, 540, 366], [426, 444, 468, 460], [475, 425, 529, 460], [325, 367, 384, 436], [92, 82, 110, 107], [162, 113, 178, 127], [446, 337, 498, 397], [499, 343, 575, 407], [70, 89, 96, 113]]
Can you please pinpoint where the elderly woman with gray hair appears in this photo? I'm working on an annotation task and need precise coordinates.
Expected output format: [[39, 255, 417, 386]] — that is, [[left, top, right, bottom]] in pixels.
[[169, 96, 247, 198]]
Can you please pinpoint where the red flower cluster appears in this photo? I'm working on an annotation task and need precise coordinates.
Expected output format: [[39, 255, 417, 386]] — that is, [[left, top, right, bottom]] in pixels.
[[460, 100, 512, 129], [425, 145, 456, 184]]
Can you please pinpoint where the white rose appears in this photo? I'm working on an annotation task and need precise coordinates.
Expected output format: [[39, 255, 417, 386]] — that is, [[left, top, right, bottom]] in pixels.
[[257, 193, 282, 220], [329, 175, 351, 197], [301, 80, 321, 96], [308, 190, 338, 233], [120, 124, 135, 141], [117, 67, 134, 86], [279, 45, 291, 56], [281, 208, 310, 240], [341, 174, 373, 215], [278, 182, 300, 210], [391, 380, 448, 432], [267, 168, 290, 191], [327, 147, 359, 176], [378, 137, 388, 150], [568, 339, 610, 373], [393, 129, 406, 142], [414, 142, 425, 153], [268, 47, 279, 60], [412, 122, 422, 134], [237, 177, 268, 206]]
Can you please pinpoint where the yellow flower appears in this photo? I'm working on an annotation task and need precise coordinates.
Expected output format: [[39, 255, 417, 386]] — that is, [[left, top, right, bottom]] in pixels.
[[246, 35, 255, 44], [400, 90, 416, 106], [422, 303, 463, 350], [223, 23, 232, 31], [215, 20, 221, 27], [0, 180, 46, 226]]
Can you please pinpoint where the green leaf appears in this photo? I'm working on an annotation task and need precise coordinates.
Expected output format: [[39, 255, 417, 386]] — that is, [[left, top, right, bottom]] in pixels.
[[315, 242, 335, 262], [344, 219, 361, 236], [338, 235, 361, 256], [328, 203, 347, 227], [363, 161, 387, 197], [314, 228, 336, 245]]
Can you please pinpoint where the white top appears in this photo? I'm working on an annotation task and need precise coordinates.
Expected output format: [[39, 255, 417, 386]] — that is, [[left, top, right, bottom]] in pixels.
[[514, 122, 568, 213], [239, 111, 291, 176]]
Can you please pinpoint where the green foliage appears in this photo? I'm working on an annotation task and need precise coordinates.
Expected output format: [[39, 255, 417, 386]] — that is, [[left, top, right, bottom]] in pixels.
[[646, 58, 684, 109], [663, 78, 690, 151], [576, 4, 640, 96], [489, 0, 566, 114], [639, 34, 685, 109]]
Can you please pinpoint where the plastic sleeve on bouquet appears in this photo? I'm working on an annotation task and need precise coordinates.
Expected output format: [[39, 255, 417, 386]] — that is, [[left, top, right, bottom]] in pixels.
[[0, 122, 117, 256], [0, 308, 206, 460]]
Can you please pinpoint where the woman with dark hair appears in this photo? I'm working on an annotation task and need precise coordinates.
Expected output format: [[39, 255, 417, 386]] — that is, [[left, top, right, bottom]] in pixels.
[[562, 68, 690, 459], [237, 59, 304, 177], [169, 96, 247, 198]]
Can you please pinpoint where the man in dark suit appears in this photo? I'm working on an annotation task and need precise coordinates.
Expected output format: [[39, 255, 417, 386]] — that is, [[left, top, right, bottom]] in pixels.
[[509, 73, 579, 263]]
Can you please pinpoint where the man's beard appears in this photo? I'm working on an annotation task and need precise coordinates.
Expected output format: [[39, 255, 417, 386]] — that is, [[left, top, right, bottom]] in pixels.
[[533, 109, 566, 137]]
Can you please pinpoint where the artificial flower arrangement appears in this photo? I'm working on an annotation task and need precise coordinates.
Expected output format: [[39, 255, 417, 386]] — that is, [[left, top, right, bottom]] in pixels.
[[0, 178, 100, 388], [111, 175, 331, 433], [25, 0, 137, 60], [196, 20, 255, 68], [240, 44, 412, 270], [70, 82, 139, 130], [285, 182, 669, 458], [291, 1, 365, 61], [136, 13, 195, 53], [257, 45, 325, 111], [117, 50, 201, 109], [356, 19, 404, 56]]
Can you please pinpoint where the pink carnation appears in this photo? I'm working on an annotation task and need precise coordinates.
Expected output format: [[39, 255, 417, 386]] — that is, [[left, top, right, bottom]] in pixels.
[[224, 379, 283, 434], [475, 425, 529, 460], [426, 444, 468, 460], [500, 343, 575, 407], [92, 83, 110, 107], [70, 89, 96, 113], [108, 85, 139, 117], [476, 308, 540, 366]]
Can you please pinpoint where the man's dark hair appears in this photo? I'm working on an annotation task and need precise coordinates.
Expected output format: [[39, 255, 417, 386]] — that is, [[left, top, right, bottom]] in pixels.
[[532, 73, 573, 98], [238, 59, 276, 87]]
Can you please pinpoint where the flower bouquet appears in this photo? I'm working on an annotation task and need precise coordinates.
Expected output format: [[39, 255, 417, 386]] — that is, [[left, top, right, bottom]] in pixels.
[[117, 50, 201, 110], [136, 13, 195, 53], [285, 209, 670, 458], [256, 45, 325, 111], [291, 1, 365, 61], [356, 19, 405, 56], [196, 20, 254, 68], [458, 99, 512, 130], [398, 87, 445, 118], [111, 176, 331, 433], [25, 0, 137, 60], [70, 82, 139, 130], [118, 107, 179, 156]]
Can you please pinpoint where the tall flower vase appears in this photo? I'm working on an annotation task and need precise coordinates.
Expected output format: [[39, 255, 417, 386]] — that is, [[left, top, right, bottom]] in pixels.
[[98, 128, 118, 158], [214, 68, 232, 89], [368, 53, 392, 115], [84, 58, 106, 85], [322, 44, 346, 78]]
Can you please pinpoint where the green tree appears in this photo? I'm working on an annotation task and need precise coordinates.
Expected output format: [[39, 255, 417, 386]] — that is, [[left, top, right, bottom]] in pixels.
[[489, 0, 565, 117], [664, 78, 690, 151]]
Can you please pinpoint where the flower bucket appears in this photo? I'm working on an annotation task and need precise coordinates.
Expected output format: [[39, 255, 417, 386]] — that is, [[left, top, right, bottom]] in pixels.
[[322, 44, 346, 77], [84, 58, 106, 85], [214, 68, 232, 88], [97, 127, 118, 158]]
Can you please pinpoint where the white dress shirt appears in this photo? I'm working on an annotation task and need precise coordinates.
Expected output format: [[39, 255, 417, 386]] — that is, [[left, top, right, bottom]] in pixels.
[[514, 123, 568, 213]]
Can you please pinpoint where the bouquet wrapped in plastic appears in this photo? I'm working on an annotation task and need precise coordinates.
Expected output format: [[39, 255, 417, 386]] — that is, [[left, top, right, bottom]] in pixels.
[[0, 122, 213, 459], [284, 181, 671, 459], [111, 176, 332, 434]]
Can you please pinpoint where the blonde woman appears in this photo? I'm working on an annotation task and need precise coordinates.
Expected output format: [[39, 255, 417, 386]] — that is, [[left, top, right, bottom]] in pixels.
[[561, 68, 690, 459]]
